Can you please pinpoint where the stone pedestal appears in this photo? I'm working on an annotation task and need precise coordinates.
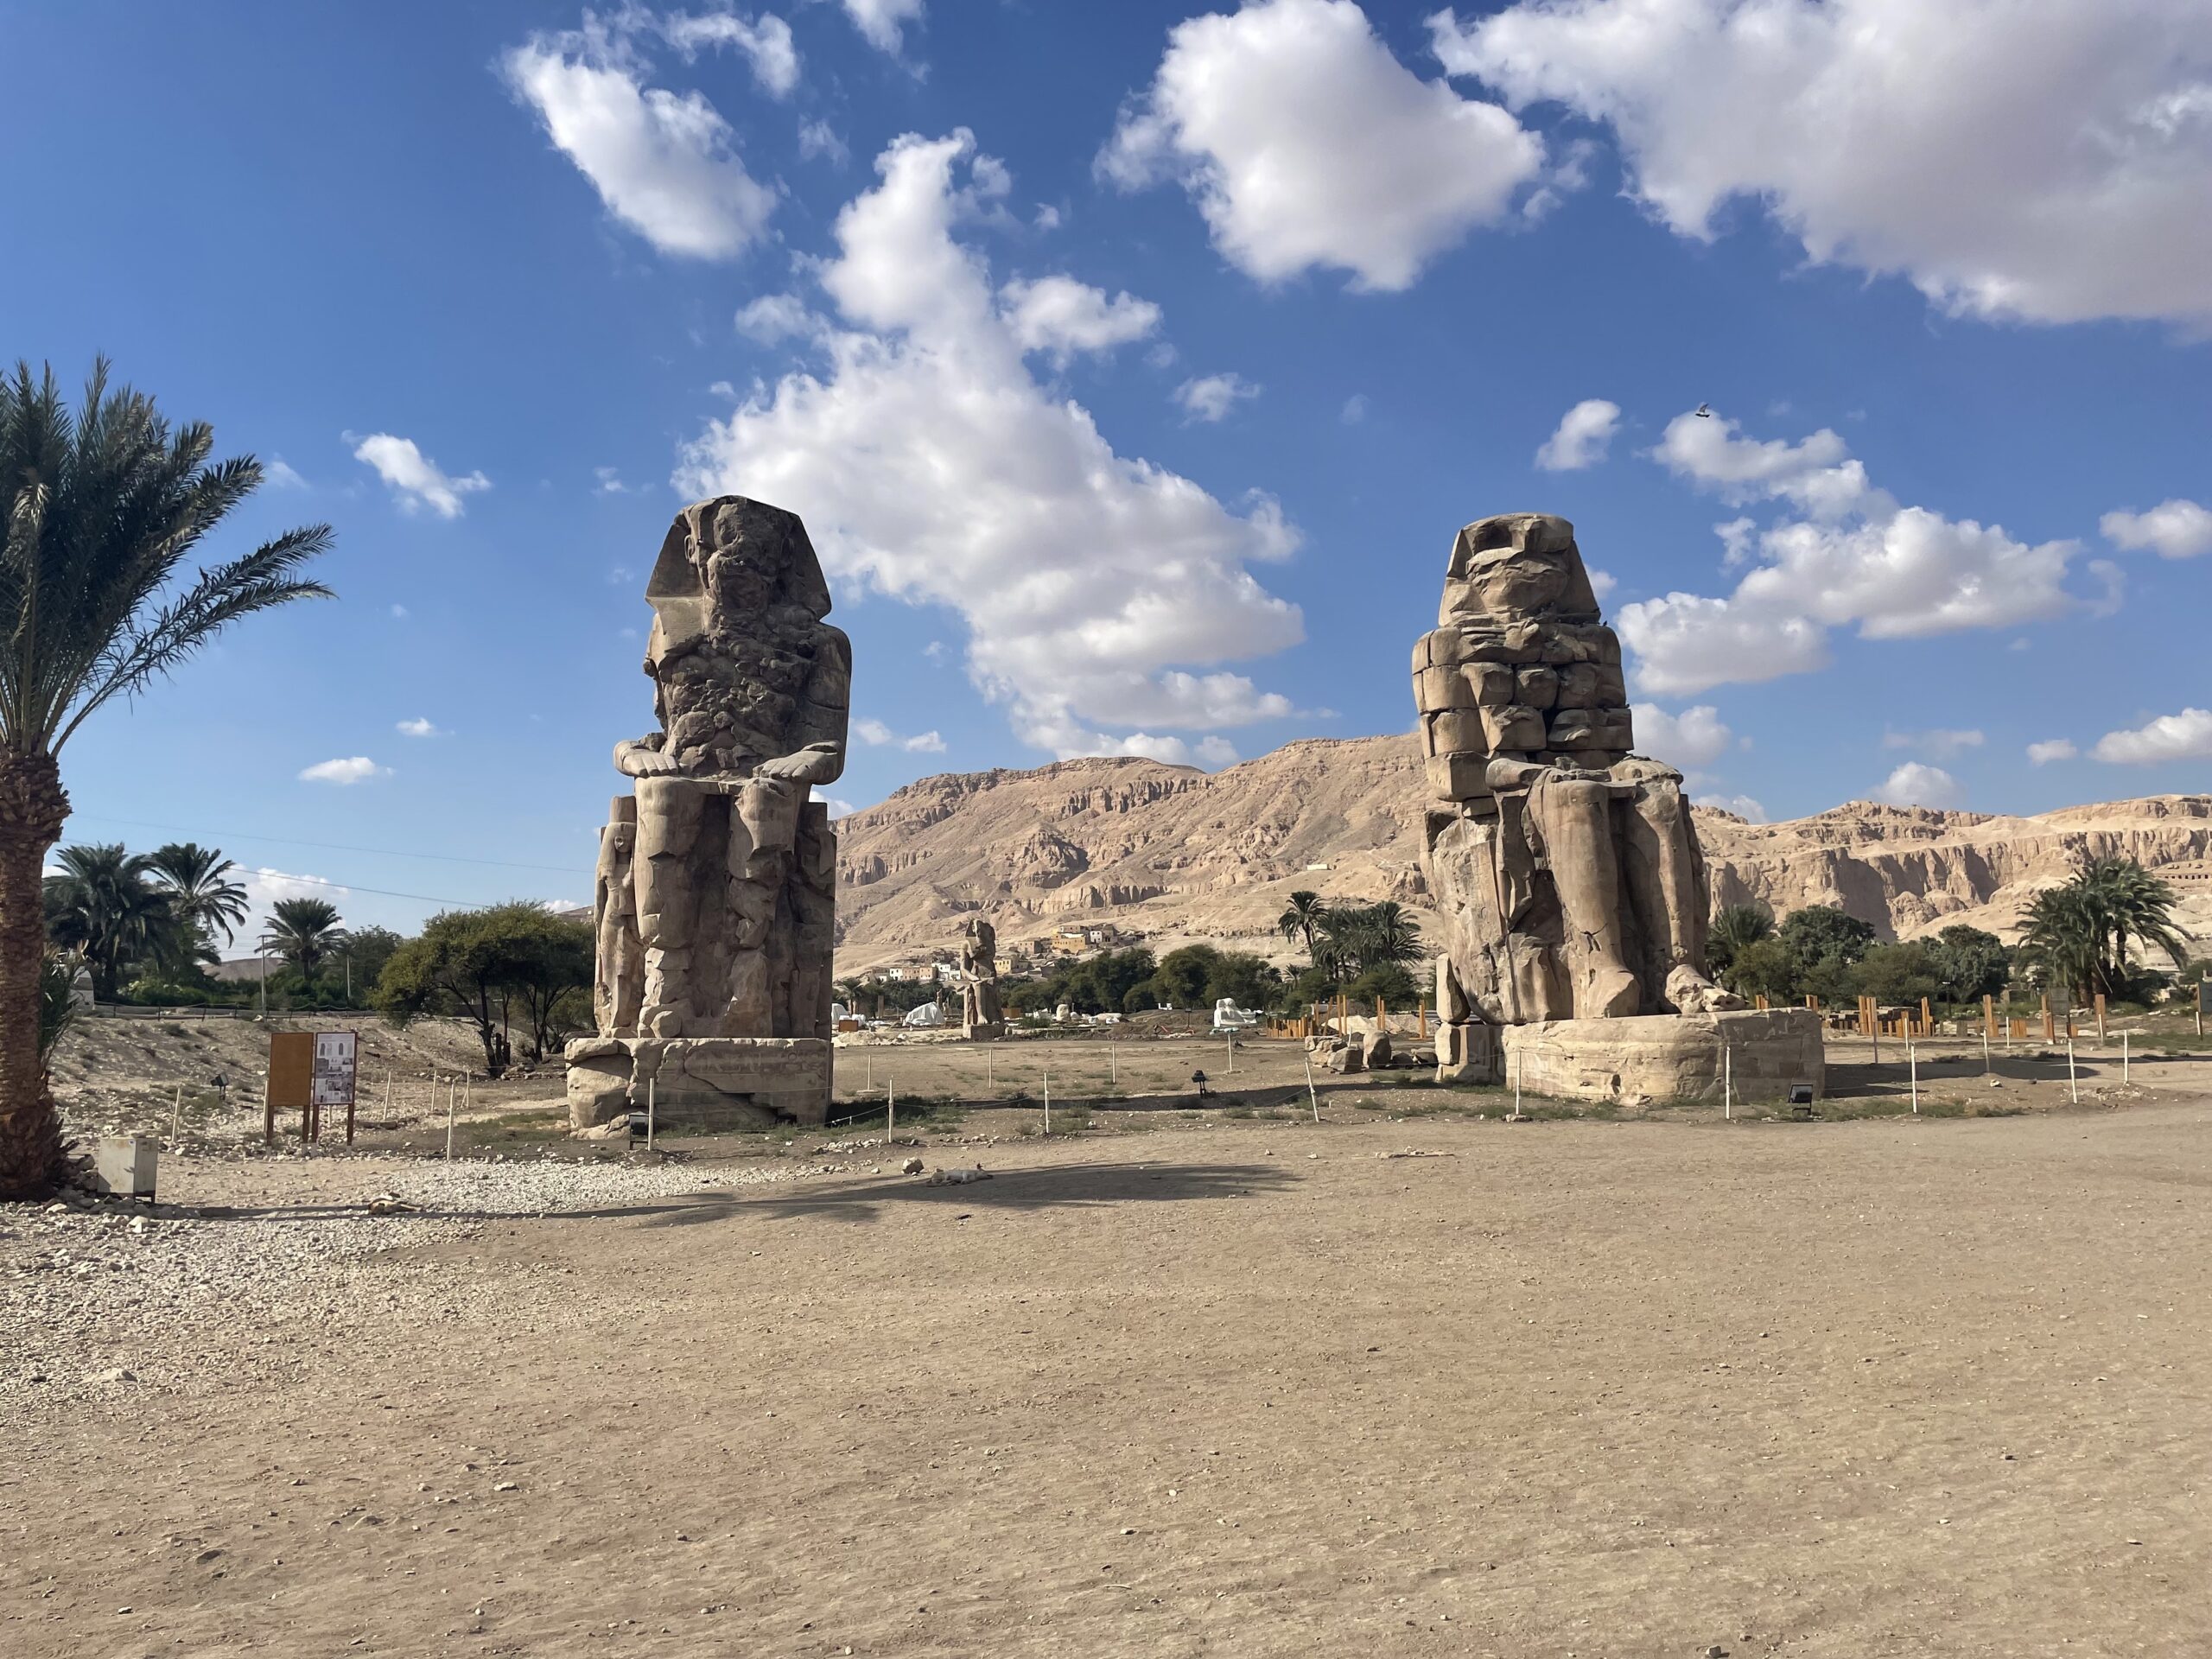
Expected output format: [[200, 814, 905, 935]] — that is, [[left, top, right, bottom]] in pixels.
[[1486, 1008, 1822, 1107], [565, 1035, 832, 1131]]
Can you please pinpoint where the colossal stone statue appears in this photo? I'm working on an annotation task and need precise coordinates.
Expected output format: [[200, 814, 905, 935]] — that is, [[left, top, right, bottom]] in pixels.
[[1416, 513, 1821, 1103], [567, 497, 849, 1129], [960, 917, 1005, 1040]]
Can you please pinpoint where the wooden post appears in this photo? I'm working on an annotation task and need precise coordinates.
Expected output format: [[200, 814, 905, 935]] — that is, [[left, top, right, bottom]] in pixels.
[[1042, 1069, 1050, 1136], [2094, 993, 2107, 1042], [1227, 1030, 1234, 1074], [1920, 996, 1932, 1036], [1723, 1045, 1732, 1121], [1983, 994, 1995, 1046], [445, 1079, 456, 1160], [1305, 1054, 1319, 1123], [2041, 993, 2055, 1043], [646, 1075, 657, 1150], [1910, 1042, 1918, 1114], [2122, 1030, 2130, 1086], [886, 1080, 894, 1141], [2066, 1038, 2077, 1104]]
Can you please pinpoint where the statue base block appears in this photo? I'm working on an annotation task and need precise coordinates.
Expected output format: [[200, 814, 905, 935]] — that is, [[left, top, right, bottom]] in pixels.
[[564, 1036, 832, 1132], [1439, 1009, 1823, 1106]]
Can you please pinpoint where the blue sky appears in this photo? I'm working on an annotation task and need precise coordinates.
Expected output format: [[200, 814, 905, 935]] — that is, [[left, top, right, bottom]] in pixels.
[[4, 0, 2208, 936]]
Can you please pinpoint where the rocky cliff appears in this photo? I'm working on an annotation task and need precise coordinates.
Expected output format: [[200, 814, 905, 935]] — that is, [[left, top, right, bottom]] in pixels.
[[833, 734, 2212, 971]]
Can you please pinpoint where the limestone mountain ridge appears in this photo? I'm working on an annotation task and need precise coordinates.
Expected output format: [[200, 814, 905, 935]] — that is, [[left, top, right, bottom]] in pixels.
[[832, 734, 2212, 972]]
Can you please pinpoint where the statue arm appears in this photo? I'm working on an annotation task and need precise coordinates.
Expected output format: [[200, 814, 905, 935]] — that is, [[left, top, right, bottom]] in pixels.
[[760, 626, 852, 786]]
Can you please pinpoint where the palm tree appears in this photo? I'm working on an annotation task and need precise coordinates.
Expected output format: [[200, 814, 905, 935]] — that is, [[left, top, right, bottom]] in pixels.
[[1356, 900, 1423, 969], [2019, 859, 2188, 1003], [0, 361, 333, 1196], [1707, 902, 1775, 975], [42, 842, 189, 999], [147, 841, 249, 948], [1314, 900, 1422, 980], [2079, 856, 2188, 989], [260, 897, 348, 988], [1277, 890, 1328, 960], [2018, 885, 2102, 1004]]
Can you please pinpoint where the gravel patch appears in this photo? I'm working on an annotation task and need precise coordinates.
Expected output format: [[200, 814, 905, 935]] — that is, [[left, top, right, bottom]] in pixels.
[[0, 1154, 822, 1422]]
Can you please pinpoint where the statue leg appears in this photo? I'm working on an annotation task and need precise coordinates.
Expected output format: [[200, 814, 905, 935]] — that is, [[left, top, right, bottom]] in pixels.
[[1619, 769, 1740, 1011], [633, 777, 705, 1038], [791, 803, 836, 1039], [719, 779, 804, 1036], [1524, 775, 1641, 1019], [1623, 772, 1708, 969]]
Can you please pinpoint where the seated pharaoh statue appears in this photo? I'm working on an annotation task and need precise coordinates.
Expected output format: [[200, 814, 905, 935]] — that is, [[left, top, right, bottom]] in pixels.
[[569, 496, 849, 1129], [1415, 513, 1741, 1081]]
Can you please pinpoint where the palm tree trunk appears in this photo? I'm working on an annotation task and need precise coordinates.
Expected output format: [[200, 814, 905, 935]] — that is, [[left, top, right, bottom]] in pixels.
[[0, 750, 70, 1198]]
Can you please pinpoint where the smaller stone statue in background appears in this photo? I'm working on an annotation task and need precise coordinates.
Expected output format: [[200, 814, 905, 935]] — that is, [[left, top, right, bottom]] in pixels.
[[960, 916, 1005, 1039]]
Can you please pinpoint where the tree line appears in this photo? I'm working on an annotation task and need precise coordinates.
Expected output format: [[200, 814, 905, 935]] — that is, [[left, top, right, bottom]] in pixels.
[[37, 836, 597, 1077], [1711, 857, 2196, 1012]]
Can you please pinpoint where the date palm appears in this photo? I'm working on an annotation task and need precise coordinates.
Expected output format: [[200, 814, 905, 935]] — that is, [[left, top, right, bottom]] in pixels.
[[43, 842, 188, 999], [1276, 889, 1327, 959], [1707, 902, 1775, 976], [260, 896, 348, 987], [148, 840, 250, 948], [0, 361, 333, 1197]]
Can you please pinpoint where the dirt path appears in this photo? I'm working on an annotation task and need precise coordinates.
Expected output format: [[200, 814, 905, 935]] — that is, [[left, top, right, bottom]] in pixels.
[[8, 1095, 2211, 1657]]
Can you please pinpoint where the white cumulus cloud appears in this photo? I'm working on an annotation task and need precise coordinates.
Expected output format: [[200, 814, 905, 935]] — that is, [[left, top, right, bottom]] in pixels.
[[675, 130, 1302, 761], [1100, 0, 1546, 292], [1700, 793, 1767, 823], [853, 717, 948, 753], [841, 0, 923, 55], [2026, 738, 2078, 766], [799, 120, 849, 166], [735, 293, 822, 343], [1535, 398, 1621, 471], [239, 868, 350, 931], [395, 718, 447, 739], [2091, 708, 2212, 765], [503, 17, 776, 259], [999, 276, 1162, 364], [2102, 499, 2212, 560], [661, 10, 799, 98], [350, 435, 490, 519], [1630, 702, 1733, 769], [299, 757, 390, 785], [1617, 410, 2094, 696], [1174, 372, 1261, 423], [1433, 0, 2212, 327], [1874, 762, 1963, 810]]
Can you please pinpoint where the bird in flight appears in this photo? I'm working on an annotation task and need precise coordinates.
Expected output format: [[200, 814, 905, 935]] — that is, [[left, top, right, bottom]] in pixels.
[[1694, 403, 1713, 418]]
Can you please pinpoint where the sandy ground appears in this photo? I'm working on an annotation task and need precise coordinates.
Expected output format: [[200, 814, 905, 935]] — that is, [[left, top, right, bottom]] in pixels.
[[8, 1027, 2212, 1658]]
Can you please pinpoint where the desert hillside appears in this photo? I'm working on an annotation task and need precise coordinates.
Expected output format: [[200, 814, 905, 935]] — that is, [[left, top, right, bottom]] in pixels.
[[831, 734, 2212, 973]]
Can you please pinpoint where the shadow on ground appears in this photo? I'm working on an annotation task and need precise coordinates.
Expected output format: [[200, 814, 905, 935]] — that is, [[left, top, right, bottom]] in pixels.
[[600, 1159, 1301, 1229]]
